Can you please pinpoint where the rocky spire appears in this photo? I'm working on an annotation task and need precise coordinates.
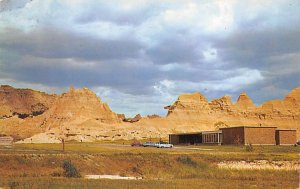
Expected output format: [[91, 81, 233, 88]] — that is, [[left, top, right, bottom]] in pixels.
[[209, 95, 234, 111], [284, 86, 300, 111], [235, 92, 256, 110]]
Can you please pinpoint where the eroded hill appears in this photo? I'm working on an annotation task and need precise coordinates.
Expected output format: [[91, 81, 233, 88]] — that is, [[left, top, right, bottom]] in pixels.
[[0, 85, 299, 142], [164, 87, 300, 131]]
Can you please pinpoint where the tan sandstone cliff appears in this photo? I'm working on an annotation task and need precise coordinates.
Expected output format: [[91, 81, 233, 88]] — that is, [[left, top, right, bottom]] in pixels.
[[0, 85, 299, 142], [0, 85, 56, 119], [0, 86, 121, 140], [164, 87, 300, 134], [0, 85, 57, 139]]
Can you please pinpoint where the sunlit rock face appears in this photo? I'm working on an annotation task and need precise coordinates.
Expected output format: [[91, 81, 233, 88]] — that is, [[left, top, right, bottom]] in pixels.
[[0, 85, 299, 142], [235, 92, 256, 110], [0, 86, 121, 140], [0, 85, 56, 119], [45, 86, 121, 125], [165, 87, 300, 134]]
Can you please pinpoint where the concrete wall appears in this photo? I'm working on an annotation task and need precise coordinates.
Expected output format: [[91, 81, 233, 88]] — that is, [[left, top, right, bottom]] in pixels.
[[276, 130, 297, 145], [221, 127, 244, 145], [244, 127, 276, 145]]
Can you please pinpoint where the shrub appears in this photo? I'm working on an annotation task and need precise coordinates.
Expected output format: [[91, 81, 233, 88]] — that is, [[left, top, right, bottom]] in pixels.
[[62, 160, 81, 178], [8, 181, 19, 189], [246, 144, 254, 152], [50, 171, 62, 177], [177, 156, 198, 167]]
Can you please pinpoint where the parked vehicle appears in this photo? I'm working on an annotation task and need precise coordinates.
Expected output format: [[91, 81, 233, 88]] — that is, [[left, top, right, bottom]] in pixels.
[[155, 141, 173, 148], [142, 141, 156, 147], [142, 141, 173, 148], [131, 140, 142, 147]]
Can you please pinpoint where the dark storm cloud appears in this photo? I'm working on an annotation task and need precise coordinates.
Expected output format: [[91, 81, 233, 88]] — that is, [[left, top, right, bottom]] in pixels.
[[0, 25, 215, 96], [1, 55, 160, 94], [237, 70, 300, 106], [146, 35, 204, 64], [0, 27, 159, 95], [210, 20, 300, 104], [0, 27, 143, 61], [214, 25, 300, 69], [1, 0, 300, 115]]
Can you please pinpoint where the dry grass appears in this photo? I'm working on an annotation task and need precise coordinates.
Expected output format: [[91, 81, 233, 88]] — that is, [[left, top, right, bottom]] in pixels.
[[0, 176, 298, 189], [0, 143, 299, 188]]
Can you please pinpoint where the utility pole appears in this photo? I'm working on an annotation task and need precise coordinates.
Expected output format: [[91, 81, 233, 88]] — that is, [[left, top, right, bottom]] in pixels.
[[62, 138, 65, 152]]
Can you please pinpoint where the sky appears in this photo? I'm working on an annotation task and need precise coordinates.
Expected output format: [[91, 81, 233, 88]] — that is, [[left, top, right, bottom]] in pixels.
[[0, 0, 300, 116]]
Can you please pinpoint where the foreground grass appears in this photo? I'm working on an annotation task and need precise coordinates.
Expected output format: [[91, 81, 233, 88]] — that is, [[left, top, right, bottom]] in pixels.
[[0, 143, 299, 188], [0, 175, 298, 189]]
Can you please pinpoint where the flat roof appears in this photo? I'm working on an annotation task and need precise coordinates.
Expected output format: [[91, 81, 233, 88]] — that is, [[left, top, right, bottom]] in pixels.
[[202, 130, 222, 134], [169, 132, 202, 136], [276, 129, 297, 131], [220, 126, 277, 130], [169, 126, 280, 135], [169, 130, 222, 136]]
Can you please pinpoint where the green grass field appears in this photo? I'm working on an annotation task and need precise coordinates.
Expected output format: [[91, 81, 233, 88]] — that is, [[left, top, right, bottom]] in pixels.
[[0, 142, 299, 189]]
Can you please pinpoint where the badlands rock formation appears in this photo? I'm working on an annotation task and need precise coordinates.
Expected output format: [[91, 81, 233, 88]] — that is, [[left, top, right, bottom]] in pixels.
[[164, 87, 300, 133], [0, 85, 299, 142], [0, 85, 56, 119], [0, 85, 57, 139], [42, 86, 121, 128], [0, 86, 121, 141]]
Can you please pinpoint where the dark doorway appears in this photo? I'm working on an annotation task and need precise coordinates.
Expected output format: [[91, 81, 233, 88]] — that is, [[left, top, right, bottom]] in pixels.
[[178, 134, 202, 145]]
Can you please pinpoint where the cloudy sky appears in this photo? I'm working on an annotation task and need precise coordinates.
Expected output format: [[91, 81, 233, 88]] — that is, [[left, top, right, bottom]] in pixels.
[[0, 0, 299, 116]]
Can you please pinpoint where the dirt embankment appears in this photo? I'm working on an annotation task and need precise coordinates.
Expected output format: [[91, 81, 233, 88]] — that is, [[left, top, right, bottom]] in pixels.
[[218, 160, 300, 170]]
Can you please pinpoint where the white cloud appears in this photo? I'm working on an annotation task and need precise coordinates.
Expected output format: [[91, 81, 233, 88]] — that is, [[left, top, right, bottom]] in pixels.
[[0, 78, 64, 94], [158, 63, 195, 72], [153, 68, 263, 97], [203, 48, 218, 62], [93, 86, 173, 117], [206, 0, 235, 33]]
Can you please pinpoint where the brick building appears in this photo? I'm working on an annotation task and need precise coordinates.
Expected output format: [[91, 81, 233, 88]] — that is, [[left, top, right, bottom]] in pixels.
[[0, 136, 13, 145], [169, 126, 296, 146], [201, 131, 222, 145], [275, 129, 297, 145], [169, 132, 202, 145], [169, 131, 223, 145], [220, 126, 277, 145]]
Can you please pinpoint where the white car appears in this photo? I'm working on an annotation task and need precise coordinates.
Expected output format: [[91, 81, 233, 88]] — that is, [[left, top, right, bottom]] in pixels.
[[155, 142, 173, 148], [143, 141, 156, 147]]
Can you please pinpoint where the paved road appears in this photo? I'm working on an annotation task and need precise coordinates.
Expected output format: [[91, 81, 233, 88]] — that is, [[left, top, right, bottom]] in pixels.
[[89, 143, 214, 151], [0, 143, 214, 153]]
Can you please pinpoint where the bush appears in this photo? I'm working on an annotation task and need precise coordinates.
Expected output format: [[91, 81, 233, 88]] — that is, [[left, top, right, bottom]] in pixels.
[[8, 181, 19, 189], [50, 171, 62, 177], [177, 156, 198, 167], [246, 144, 254, 152], [62, 160, 81, 178]]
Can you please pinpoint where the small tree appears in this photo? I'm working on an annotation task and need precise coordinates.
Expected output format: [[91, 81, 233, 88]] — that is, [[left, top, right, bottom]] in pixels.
[[245, 143, 254, 152], [62, 160, 81, 178]]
